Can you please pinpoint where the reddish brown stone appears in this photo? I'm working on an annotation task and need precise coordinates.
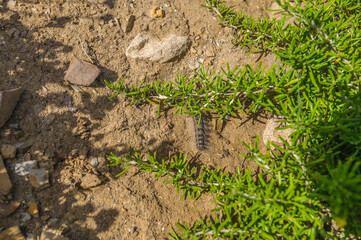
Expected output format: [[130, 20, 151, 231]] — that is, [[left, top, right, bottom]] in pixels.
[[0, 87, 23, 128], [64, 57, 100, 86]]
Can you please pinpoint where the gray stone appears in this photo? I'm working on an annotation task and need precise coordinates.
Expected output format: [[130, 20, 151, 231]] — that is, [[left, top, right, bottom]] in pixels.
[[126, 33, 190, 63], [9, 123, 19, 129], [28, 169, 50, 189], [80, 174, 102, 189], [64, 57, 100, 86], [14, 142, 32, 154], [15, 160, 38, 176], [20, 212, 31, 222], [1, 144, 16, 159], [0, 87, 23, 128], [47, 217, 60, 227], [89, 156, 98, 167]]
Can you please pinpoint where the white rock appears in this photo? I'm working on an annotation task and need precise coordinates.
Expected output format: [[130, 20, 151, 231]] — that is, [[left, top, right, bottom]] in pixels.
[[126, 33, 189, 63], [89, 156, 98, 167], [15, 160, 38, 176]]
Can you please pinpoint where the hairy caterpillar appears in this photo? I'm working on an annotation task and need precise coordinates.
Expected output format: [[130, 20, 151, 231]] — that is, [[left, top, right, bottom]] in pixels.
[[194, 115, 206, 150]]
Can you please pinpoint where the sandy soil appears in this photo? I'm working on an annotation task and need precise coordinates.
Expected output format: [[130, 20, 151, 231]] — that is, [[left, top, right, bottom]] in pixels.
[[0, 0, 274, 239]]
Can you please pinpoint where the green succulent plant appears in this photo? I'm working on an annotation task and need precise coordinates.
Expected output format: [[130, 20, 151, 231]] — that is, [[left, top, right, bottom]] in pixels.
[[106, 0, 361, 238]]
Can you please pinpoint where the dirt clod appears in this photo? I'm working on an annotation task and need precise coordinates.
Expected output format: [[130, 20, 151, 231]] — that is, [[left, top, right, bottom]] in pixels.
[[80, 174, 102, 189], [150, 6, 164, 18]]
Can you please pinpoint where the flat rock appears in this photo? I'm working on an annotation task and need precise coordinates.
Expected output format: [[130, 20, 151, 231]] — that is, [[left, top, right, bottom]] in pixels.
[[28, 169, 50, 189], [1, 144, 17, 159], [64, 57, 100, 86], [14, 142, 32, 154], [126, 33, 189, 63], [40, 229, 69, 240], [0, 87, 23, 128], [80, 174, 102, 189], [0, 155, 12, 201], [0, 202, 20, 217], [15, 160, 38, 176], [0, 226, 25, 240]]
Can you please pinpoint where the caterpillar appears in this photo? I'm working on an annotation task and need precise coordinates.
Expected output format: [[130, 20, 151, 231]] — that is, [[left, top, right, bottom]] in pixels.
[[194, 114, 206, 150]]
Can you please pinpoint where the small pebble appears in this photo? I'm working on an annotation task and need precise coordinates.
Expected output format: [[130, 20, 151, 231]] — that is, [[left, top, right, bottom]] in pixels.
[[47, 217, 60, 227], [1, 144, 17, 159], [21, 212, 31, 222], [9, 123, 19, 129], [72, 189, 85, 201], [89, 157, 99, 167], [28, 202, 38, 217], [205, 48, 215, 57], [6, 0, 16, 9]]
